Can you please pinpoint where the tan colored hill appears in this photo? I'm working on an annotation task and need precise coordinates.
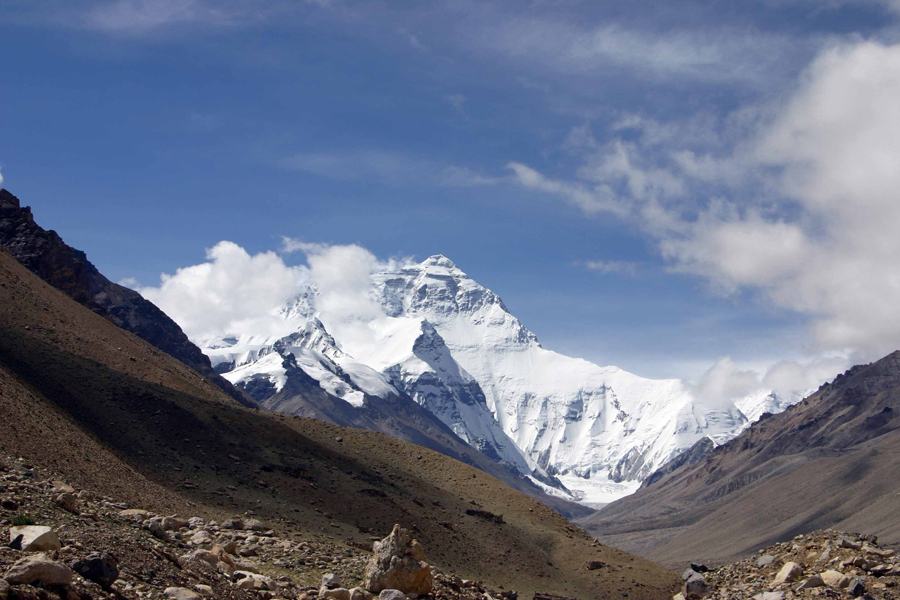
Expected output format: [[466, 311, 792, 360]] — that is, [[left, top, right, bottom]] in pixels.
[[580, 352, 900, 568], [0, 244, 679, 599]]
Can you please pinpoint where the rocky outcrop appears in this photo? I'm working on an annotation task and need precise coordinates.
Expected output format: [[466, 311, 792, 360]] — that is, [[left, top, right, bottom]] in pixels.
[[363, 525, 433, 595], [0, 188, 254, 408]]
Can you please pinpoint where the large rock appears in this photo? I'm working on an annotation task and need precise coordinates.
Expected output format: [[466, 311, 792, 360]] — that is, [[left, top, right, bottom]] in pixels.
[[820, 570, 844, 586], [350, 588, 373, 600], [378, 591, 406, 600], [364, 525, 433, 595], [9, 525, 61, 552], [796, 574, 825, 590], [5, 553, 74, 586], [683, 573, 711, 599], [71, 552, 119, 590], [165, 587, 202, 600], [321, 589, 352, 600], [0, 579, 10, 600], [773, 562, 802, 585]]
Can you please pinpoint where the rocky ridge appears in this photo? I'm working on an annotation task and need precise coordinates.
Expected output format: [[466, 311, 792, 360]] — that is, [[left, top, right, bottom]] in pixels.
[[0, 189, 254, 408]]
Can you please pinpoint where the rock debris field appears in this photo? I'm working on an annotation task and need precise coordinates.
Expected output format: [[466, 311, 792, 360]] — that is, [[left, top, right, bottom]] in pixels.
[[0, 456, 515, 600], [677, 530, 900, 600]]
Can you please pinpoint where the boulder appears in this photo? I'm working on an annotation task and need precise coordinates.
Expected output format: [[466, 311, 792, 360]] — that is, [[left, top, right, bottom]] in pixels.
[[190, 530, 214, 547], [323, 573, 343, 589], [756, 555, 776, 568], [378, 591, 406, 600], [364, 525, 433, 595], [321, 588, 352, 600], [55, 492, 79, 514], [683, 573, 711, 599], [244, 518, 266, 531], [165, 587, 202, 600], [234, 571, 274, 591], [194, 585, 214, 597], [222, 518, 244, 530], [847, 578, 867, 597], [184, 549, 219, 569], [820, 570, 844, 586], [773, 562, 802, 585], [796, 574, 825, 590], [350, 588, 373, 600], [162, 516, 189, 531], [840, 537, 862, 550], [752, 593, 783, 600], [9, 525, 61, 552], [5, 553, 74, 586], [0, 579, 10, 600], [119, 508, 152, 520], [71, 552, 119, 590]]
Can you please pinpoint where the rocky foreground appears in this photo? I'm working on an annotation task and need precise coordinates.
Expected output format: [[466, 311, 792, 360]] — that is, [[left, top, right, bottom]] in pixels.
[[677, 530, 900, 600], [0, 456, 516, 600]]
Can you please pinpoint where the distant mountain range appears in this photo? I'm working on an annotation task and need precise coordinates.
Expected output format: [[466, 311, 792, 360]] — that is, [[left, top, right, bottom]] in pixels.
[[199, 254, 797, 506], [580, 351, 900, 564]]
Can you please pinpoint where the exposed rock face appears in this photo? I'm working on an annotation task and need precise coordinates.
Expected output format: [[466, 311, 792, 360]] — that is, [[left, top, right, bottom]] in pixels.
[[0, 188, 254, 408], [4, 554, 74, 586], [364, 525, 433, 595]]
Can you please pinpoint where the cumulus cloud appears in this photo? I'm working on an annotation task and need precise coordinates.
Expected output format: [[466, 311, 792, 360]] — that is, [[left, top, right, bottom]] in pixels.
[[139, 241, 310, 341], [140, 239, 413, 350]]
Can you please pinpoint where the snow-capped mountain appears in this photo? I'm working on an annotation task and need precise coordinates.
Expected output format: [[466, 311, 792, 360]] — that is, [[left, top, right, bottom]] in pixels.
[[200, 254, 797, 506]]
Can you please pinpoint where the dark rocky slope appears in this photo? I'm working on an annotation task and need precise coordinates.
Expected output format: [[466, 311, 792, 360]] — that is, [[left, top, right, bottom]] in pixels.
[[0, 188, 255, 408], [580, 352, 900, 566]]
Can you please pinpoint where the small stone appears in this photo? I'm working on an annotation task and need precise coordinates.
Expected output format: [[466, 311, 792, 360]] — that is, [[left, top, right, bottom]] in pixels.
[[379, 591, 406, 600], [194, 585, 214, 597], [165, 586, 202, 600], [323, 573, 343, 589], [119, 508, 151, 520], [5, 553, 74, 586], [773, 562, 803, 585], [0, 579, 9, 600]]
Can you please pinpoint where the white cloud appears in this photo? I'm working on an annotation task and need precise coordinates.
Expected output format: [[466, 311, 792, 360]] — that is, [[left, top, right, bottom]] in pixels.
[[579, 260, 638, 276], [498, 40, 900, 365], [139, 241, 310, 341], [478, 19, 803, 84], [139, 240, 414, 349], [118, 276, 139, 289], [689, 354, 850, 409]]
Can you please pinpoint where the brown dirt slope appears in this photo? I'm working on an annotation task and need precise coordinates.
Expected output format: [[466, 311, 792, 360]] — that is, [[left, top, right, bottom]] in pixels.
[[0, 244, 679, 599], [580, 352, 900, 568], [0, 188, 255, 408]]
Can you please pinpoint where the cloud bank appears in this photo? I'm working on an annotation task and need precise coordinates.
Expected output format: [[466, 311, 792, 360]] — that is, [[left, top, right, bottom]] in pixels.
[[501, 40, 900, 369]]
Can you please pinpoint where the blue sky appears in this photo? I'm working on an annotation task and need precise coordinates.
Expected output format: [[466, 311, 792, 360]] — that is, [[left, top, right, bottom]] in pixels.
[[2, 0, 900, 387]]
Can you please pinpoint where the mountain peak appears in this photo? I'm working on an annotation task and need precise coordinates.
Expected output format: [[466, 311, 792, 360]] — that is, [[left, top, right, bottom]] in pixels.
[[420, 254, 460, 270]]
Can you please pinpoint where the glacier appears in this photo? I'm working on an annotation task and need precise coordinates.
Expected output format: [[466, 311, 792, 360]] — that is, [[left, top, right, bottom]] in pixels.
[[199, 254, 799, 507]]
